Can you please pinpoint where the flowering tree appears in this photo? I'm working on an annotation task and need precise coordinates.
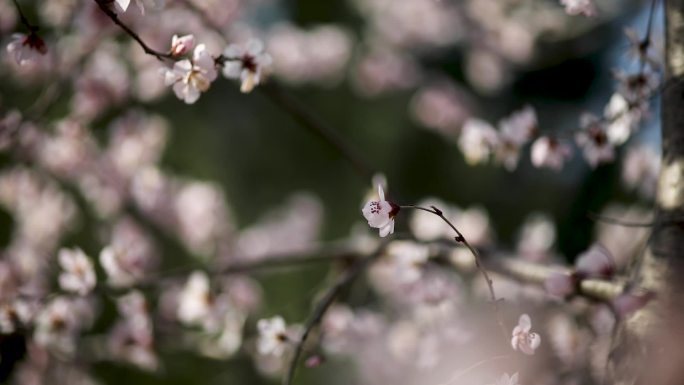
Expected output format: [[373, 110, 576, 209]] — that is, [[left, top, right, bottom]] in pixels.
[[0, 0, 677, 384]]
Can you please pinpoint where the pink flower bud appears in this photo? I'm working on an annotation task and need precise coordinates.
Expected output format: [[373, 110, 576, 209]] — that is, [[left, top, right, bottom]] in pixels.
[[170, 34, 195, 57]]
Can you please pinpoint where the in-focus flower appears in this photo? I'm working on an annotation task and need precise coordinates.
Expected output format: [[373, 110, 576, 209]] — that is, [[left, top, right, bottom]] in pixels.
[[58, 248, 96, 295], [575, 244, 614, 279], [163, 44, 217, 104], [6, 33, 47, 66], [511, 313, 541, 355], [257, 316, 290, 356], [493, 372, 519, 385], [170, 34, 195, 57], [222, 40, 272, 93], [531, 136, 573, 171], [560, 0, 597, 16], [362, 185, 399, 237]]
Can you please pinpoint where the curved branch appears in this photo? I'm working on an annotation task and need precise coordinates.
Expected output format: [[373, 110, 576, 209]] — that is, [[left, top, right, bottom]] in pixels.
[[282, 243, 385, 385]]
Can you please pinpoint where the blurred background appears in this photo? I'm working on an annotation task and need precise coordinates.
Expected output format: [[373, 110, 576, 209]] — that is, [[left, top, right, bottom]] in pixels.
[[0, 0, 663, 384]]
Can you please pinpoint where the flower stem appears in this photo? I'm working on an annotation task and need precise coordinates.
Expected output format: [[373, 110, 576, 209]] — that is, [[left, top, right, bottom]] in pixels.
[[401, 204, 509, 341]]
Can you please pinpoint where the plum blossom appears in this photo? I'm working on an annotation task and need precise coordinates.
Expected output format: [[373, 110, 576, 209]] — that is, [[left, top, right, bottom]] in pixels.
[[544, 272, 576, 298], [459, 118, 498, 165], [6, 33, 47, 66], [108, 291, 157, 370], [362, 184, 399, 237], [34, 296, 93, 355], [603, 93, 646, 145], [531, 136, 573, 171], [163, 44, 217, 104], [612, 290, 654, 318], [170, 34, 195, 57], [222, 40, 272, 93], [511, 314, 541, 355], [575, 244, 615, 279], [493, 372, 519, 385], [576, 113, 614, 167], [495, 106, 538, 170], [560, 0, 597, 17], [58, 248, 96, 295], [257, 316, 291, 356], [177, 271, 213, 326], [386, 241, 430, 283]]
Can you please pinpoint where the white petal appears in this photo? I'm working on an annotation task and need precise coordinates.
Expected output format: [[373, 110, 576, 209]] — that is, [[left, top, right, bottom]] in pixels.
[[222, 62, 242, 79], [517, 314, 531, 332], [379, 220, 394, 237]]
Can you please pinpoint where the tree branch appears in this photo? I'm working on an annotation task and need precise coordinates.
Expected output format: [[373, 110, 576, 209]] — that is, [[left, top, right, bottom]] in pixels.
[[93, 0, 174, 61]]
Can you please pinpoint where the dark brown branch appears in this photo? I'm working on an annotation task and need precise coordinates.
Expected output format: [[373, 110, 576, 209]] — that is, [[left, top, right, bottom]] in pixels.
[[400, 205, 509, 340], [93, 0, 174, 61], [282, 244, 385, 385], [11, 0, 38, 32]]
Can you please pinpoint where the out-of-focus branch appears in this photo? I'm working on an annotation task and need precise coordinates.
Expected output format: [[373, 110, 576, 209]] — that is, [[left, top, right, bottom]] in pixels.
[[260, 83, 377, 182], [282, 244, 386, 385]]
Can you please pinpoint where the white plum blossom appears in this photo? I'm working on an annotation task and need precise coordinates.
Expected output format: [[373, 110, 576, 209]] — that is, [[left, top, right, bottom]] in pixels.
[[163, 44, 218, 104], [6, 33, 47, 66], [495, 106, 538, 170], [603, 93, 645, 145], [222, 40, 272, 93], [459, 118, 498, 165], [109, 291, 157, 370], [560, 0, 597, 16], [257, 316, 290, 356], [177, 271, 213, 326], [531, 136, 573, 171], [58, 248, 96, 295], [575, 244, 614, 279], [362, 185, 399, 237], [493, 372, 519, 385], [511, 314, 541, 355], [34, 296, 93, 355], [386, 241, 431, 283], [170, 34, 195, 57], [576, 113, 614, 167]]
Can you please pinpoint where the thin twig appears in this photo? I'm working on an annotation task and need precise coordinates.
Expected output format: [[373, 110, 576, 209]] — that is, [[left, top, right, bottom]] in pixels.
[[11, 0, 37, 32], [93, 0, 174, 61], [401, 205, 509, 340], [282, 244, 385, 385]]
